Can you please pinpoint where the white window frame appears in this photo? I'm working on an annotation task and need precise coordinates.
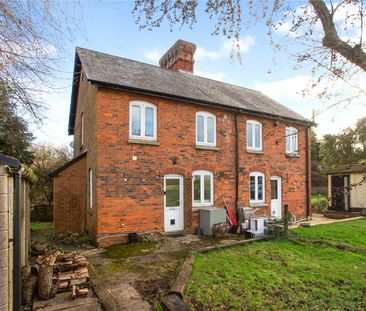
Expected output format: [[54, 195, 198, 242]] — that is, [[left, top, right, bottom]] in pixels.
[[129, 100, 157, 140], [89, 168, 93, 209], [249, 172, 265, 204], [246, 120, 262, 151], [286, 127, 298, 155], [196, 112, 216, 146], [192, 170, 214, 207]]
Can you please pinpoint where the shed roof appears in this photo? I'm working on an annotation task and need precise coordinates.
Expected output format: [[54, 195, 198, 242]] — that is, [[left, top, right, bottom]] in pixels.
[[68, 47, 311, 134], [328, 164, 366, 174], [0, 153, 20, 168]]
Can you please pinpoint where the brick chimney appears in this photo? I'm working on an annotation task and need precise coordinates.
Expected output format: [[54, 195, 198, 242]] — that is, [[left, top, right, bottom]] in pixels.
[[159, 40, 196, 73]]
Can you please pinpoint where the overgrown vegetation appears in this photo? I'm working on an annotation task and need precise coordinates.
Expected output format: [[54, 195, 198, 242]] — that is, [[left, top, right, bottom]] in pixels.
[[185, 219, 366, 310], [30, 143, 71, 221], [30, 222, 53, 231], [311, 118, 366, 194], [311, 194, 328, 212]]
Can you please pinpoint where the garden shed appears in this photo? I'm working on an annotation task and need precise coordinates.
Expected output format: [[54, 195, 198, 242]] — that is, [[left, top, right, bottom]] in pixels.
[[328, 164, 366, 212]]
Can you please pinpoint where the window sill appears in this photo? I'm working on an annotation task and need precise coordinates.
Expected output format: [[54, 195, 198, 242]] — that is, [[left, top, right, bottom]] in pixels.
[[195, 145, 219, 151], [247, 149, 264, 155], [128, 139, 160, 146], [249, 203, 267, 208], [285, 153, 300, 158]]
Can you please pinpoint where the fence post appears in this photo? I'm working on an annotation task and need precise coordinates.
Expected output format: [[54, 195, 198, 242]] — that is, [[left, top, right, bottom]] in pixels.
[[284, 204, 289, 239]]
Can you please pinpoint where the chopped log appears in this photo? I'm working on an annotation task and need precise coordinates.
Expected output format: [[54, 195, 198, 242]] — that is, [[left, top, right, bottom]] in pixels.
[[74, 267, 88, 275], [49, 251, 61, 266], [70, 278, 88, 286], [72, 285, 76, 300], [59, 281, 69, 289], [73, 272, 89, 280], [76, 288, 89, 297], [58, 274, 72, 282], [38, 265, 59, 300], [76, 261, 88, 267], [54, 263, 79, 272], [57, 252, 76, 261]]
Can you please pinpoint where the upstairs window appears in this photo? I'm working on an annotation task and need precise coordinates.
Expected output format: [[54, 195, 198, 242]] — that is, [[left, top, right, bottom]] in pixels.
[[192, 170, 214, 207], [196, 112, 216, 146], [286, 127, 298, 154], [246, 120, 262, 151], [129, 101, 157, 140], [250, 172, 265, 203]]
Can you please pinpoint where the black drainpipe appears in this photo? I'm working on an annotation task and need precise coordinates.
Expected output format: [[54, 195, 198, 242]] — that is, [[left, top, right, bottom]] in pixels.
[[234, 112, 239, 221], [305, 126, 311, 219], [13, 170, 21, 311]]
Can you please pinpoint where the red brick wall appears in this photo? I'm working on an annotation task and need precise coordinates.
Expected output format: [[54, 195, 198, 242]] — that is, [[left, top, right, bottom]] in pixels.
[[92, 87, 309, 245], [72, 67, 98, 241], [53, 156, 86, 233]]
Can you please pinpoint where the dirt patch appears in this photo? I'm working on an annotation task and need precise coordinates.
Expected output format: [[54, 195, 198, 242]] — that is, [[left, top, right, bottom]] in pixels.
[[91, 234, 246, 309]]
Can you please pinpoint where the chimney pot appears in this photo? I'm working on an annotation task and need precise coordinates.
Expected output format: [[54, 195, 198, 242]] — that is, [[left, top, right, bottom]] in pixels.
[[159, 40, 196, 73]]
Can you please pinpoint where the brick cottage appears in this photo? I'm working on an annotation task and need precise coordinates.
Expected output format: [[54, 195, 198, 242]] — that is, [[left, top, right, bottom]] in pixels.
[[51, 40, 312, 247]]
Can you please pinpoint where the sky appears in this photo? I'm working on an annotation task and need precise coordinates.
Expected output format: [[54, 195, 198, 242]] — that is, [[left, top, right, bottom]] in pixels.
[[31, 1, 366, 147]]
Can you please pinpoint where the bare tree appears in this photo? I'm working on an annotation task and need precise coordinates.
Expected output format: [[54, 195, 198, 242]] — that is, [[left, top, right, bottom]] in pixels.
[[133, 0, 366, 102], [30, 143, 72, 208], [0, 0, 80, 122]]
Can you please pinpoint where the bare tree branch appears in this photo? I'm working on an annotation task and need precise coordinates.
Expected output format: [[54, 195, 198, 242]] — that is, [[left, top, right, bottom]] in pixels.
[[310, 0, 366, 71]]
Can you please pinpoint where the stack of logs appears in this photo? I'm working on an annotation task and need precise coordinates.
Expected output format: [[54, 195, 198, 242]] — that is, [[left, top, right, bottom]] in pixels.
[[36, 251, 90, 300]]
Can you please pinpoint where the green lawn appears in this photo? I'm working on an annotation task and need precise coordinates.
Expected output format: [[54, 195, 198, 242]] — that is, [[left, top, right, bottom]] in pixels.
[[30, 222, 53, 231], [292, 218, 366, 250], [185, 218, 366, 310]]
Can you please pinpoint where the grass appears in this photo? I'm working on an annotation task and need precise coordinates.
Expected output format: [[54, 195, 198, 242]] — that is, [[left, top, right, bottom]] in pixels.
[[30, 222, 53, 231], [292, 217, 366, 250], [185, 218, 366, 310], [101, 241, 157, 260]]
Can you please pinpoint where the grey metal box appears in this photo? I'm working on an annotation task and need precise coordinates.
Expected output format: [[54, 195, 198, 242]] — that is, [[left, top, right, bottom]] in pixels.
[[200, 208, 227, 235]]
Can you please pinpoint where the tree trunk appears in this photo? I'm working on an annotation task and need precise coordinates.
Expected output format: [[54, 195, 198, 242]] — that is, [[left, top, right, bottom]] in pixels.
[[21, 265, 37, 305], [37, 265, 59, 300]]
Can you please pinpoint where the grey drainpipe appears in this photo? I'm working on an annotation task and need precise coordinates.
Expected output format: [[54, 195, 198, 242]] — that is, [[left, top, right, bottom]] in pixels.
[[234, 112, 239, 221], [13, 170, 21, 311], [305, 126, 311, 219]]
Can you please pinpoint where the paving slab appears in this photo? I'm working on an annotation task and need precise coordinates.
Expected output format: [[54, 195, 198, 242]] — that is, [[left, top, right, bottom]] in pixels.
[[108, 283, 152, 311], [32, 291, 101, 311]]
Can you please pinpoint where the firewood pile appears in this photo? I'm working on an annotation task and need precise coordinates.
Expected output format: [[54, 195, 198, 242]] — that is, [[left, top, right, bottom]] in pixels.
[[36, 250, 90, 300]]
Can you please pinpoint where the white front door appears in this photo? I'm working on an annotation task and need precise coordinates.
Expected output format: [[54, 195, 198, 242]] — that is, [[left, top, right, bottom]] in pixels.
[[270, 176, 282, 218], [164, 175, 184, 232]]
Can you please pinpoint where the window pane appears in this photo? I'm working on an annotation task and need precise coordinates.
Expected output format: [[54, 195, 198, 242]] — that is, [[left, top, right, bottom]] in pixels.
[[207, 117, 214, 143], [250, 176, 256, 200], [131, 105, 141, 136], [197, 116, 204, 143], [145, 107, 154, 137], [204, 175, 211, 202], [255, 124, 261, 148], [291, 132, 297, 152], [247, 123, 253, 147], [258, 176, 263, 200], [271, 180, 278, 199], [193, 175, 201, 203], [286, 130, 291, 152], [166, 179, 180, 207]]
